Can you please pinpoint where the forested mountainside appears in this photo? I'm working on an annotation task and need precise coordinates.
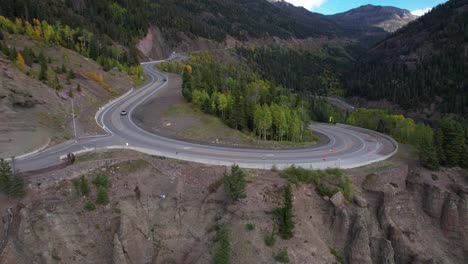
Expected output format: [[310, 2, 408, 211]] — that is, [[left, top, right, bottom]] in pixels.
[[328, 5, 418, 46], [347, 0, 468, 118], [0, 0, 342, 44], [236, 44, 356, 97]]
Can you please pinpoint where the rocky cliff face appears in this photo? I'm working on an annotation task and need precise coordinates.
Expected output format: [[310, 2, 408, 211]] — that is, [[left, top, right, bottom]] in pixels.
[[328, 4, 418, 46], [0, 156, 466, 263], [137, 26, 226, 61]]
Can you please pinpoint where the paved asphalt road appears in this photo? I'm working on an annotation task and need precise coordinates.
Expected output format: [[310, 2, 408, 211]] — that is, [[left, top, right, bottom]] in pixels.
[[14, 56, 397, 172]]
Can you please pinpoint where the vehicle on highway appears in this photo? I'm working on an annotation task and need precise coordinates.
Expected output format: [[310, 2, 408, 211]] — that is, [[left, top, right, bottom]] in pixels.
[[120, 110, 127, 116], [163, 78, 167, 82]]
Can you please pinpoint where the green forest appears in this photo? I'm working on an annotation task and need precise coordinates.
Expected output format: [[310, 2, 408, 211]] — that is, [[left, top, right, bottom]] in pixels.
[[0, 0, 341, 44], [0, 16, 144, 83], [347, 0, 468, 118], [236, 44, 357, 97], [158, 52, 322, 143], [346, 109, 468, 169]]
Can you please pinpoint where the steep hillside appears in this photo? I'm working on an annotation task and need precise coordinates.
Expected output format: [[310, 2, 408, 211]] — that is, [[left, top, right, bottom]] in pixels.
[[329, 5, 418, 45], [1, 0, 344, 60], [347, 0, 468, 119], [0, 32, 133, 159]]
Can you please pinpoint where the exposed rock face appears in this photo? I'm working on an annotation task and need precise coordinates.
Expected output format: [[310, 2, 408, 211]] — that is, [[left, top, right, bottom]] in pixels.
[[0, 158, 466, 264], [328, 4, 417, 46], [347, 211, 372, 264], [331, 192, 345, 207], [354, 195, 368, 208], [137, 26, 224, 60]]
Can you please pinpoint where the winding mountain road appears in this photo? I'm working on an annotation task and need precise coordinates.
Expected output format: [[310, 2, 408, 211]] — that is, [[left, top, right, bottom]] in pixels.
[[14, 56, 397, 172]]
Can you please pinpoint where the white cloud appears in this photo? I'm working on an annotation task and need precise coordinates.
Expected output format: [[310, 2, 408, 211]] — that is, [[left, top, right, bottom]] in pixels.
[[285, 0, 328, 10], [411, 7, 432, 16]]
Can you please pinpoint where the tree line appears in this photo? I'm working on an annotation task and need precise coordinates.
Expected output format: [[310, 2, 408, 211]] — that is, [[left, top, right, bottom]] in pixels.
[[346, 109, 468, 169], [0, 16, 143, 80]]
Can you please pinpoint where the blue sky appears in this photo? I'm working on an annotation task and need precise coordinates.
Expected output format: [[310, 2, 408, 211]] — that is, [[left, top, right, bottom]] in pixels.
[[285, 0, 448, 15]]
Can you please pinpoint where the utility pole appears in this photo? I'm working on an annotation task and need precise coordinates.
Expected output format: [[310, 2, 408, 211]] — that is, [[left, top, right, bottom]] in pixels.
[[300, 99, 304, 141], [71, 99, 77, 142]]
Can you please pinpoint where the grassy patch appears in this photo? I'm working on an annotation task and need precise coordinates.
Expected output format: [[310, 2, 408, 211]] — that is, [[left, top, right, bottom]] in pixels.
[[37, 111, 66, 131], [75, 150, 122, 163], [274, 248, 290, 263], [280, 166, 353, 201], [83, 71, 116, 95], [84, 201, 96, 211], [330, 248, 345, 264], [264, 225, 276, 247], [361, 161, 398, 174], [164, 102, 318, 148], [118, 159, 150, 174]]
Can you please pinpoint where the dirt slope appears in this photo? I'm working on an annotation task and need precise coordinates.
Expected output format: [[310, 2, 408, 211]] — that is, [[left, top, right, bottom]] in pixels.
[[0, 153, 466, 263], [0, 34, 133, 159]]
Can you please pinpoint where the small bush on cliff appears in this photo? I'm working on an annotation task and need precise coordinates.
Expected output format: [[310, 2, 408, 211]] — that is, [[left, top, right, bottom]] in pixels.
[[79, 176, 90, 196], [264, 225, 276, 247], [274, 248, 290, 263], [84, 201, 96, 211]]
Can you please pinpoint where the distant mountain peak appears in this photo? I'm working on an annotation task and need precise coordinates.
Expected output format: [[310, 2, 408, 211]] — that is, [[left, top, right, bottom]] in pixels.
[[327, 4, 418, 46]]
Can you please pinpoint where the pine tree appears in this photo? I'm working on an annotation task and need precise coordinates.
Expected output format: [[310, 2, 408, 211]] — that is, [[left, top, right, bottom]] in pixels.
[[0, 159, 11, 192], [182, 69, 192, 101], [278, 183, 294, 239], [9, 175, 25, 197], [418, 131, 439, 170], [0, 159, 25, 197], [96, 187, 109, 205], [223, 164, 246, 202], [439, 116, 465, 167], [39, 55, 48, 81]]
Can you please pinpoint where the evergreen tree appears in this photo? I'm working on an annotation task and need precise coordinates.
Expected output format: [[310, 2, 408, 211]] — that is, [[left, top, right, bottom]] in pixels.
[[0, 158, 25, 197], [96, 187, 109, 205], [0, 159, 11, 192], [438, 116, 466, 167], [418, 130, 439, 170], [223, 164, 246, 202], [277, 183, 294, 239], [9, 175, 25, 197], [67, 68, 75, 79], [39, 54, 47, 81], [182, 69, 192, 101]]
